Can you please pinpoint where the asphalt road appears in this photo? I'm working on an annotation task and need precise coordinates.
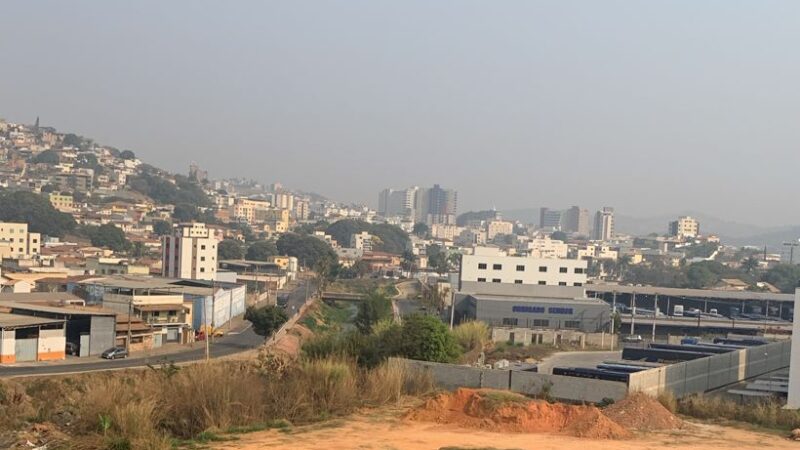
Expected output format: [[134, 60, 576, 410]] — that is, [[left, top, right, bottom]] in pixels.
[[0, 279, 317, 378]]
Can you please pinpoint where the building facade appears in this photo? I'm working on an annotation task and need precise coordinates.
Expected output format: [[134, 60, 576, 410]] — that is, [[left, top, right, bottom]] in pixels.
[[460, 248, 587, 287], [593, 207, 615, 241], [0, 222, 41, 259], [161, 223, 219, 281], [563, 206, 591, 236], [669, 216, 699, 238]]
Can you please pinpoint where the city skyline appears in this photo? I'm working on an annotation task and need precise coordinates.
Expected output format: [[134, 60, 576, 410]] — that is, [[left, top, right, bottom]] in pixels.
[[2, 2, 799, 225]]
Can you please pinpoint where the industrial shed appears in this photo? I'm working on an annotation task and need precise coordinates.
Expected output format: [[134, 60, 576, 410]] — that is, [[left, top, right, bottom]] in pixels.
[[462, 294, 611, 333], [0, 301, 116, 357], [0, 313, 66, 363]]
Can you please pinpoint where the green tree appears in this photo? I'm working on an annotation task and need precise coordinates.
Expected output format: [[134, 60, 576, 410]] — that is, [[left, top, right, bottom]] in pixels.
[[685, 263, 718, 289], [276, 232, 337, 269], [32, 150, 60, 164], [427, 245, 449, 275], [63, 133, 83, 147], [741, 256, 759, 274], [218, 239, 245, 260], [0, 191, 76, 237], [354, 291, 393, 334], [762, 264, 800, 293], [551, 231, 568, 241], [120, 150, 136, 160], [86, 224, 130, 252], [246, 240, 278, 261], [399, 314, 460, 363], [245, 305, 289, 338], [173, 203, 199, 222], [152, 220, 172, 236], [412, 222, 429, 237], [401, 250, 416, 273]]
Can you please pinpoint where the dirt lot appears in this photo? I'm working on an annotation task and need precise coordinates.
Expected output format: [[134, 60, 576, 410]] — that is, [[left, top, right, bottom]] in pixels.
[[213, 406, 796, 450]]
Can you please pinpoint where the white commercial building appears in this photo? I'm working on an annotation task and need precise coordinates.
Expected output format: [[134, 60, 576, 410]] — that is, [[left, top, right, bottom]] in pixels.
[[669, 216, 700, 239], [524, 238, 568, 259], [161, 223, 219, 281], [460, 247, 587, 287], [486, 220, 514, 240], [593, 207, 615, 241]]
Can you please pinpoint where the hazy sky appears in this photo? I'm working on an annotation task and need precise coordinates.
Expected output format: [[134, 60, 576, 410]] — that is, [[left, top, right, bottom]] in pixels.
[[1, 1, 798, 225]]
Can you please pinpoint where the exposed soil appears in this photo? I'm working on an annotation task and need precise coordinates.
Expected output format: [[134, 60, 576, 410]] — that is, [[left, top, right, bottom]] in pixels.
[[213, 409, 796, 450], [405, 388, 630, 439], [603, 392, 683, 431]]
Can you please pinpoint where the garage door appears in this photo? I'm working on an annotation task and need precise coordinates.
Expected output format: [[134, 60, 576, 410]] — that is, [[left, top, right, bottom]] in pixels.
[[166, 328, 179, 342], [15, 338, 38, 362]]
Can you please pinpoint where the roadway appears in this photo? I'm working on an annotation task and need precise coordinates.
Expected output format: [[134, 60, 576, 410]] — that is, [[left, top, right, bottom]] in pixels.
[[0, 278, 317, 378]]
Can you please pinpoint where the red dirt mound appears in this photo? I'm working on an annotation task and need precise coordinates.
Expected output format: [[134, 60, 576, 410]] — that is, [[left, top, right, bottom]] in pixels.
[[405, 388, 630, 439], [602, 393, 683, 431]]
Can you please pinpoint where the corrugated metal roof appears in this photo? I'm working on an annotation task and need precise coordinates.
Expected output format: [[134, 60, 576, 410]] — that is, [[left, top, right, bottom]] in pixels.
[[0, 312, 64, 329], [587, 284, 794, 302], [470, 294, 608, 305], [0, 301, 116, 317]]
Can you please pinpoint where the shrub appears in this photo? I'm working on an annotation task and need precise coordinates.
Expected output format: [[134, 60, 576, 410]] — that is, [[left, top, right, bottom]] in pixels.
[[657, 390, 677, 413], [400, 314, 461, 363], [678, 394, 800, 431], [453, 321, 489, 352]]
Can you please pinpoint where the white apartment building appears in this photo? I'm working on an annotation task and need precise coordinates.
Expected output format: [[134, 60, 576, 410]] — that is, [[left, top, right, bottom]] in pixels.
[[350, 231, 373, 252], [460, 247, 587, 287], [486, 220, 514, 240], [430, 224, 461, 241], [0, 222, 41, 259], [593, 207, 615, 241], [576, 243, 619, 260], [524, 238, 568, 259], [669, 216, 699, 239], [161, 223, 219, 281]]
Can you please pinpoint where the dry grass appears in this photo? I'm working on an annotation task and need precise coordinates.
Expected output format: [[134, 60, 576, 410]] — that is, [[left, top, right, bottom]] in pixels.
[[678, 394, 800, 431], [657, 390, 678, 413], [453, 321, 490, 352]]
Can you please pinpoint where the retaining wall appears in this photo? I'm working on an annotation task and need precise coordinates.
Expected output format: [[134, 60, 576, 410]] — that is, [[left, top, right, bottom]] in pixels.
[[628, 340, 791, 397], [399, 358, 628, 403]]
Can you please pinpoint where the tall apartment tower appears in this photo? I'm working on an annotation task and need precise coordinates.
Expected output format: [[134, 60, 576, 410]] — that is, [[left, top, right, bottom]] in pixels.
[[426, 184, 458, 225], [162, 223, 219, 281], [593, 207, 615, 241], [562, 206, 591, 236], [539, 208, 563, 230]]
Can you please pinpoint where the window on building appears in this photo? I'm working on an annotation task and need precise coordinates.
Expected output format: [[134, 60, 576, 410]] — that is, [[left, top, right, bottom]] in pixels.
[[574, 268, 584, 274], [153, 311, 160, 317], [558, 282, 567, 286], [539, 266, 547, 272], [514, 280, 523, 284], [573, 282, 583, 287], [516, 265, 525, 272], [564, 320, 581, 329], [201, 245, 206, 250], [492, 278, 501, 283], [200, 257, 206, 262], [533, 319, 549, 327], [493, 264, 502, 270], [477, 277, 487, 282], [200, 267, 206, 272], [538, 281, 546, 285], [168, 310, 177, 316], [559, 267, 568, 273], [502, 318, 518, 326], [478, 263, 487, 270]]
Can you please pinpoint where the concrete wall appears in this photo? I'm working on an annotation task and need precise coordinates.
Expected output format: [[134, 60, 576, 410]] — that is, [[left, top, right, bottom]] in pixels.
[[89, 316, 116, 356], [399, 358, 628, 403], [37, 327, 65, 361], [0, 329, 14, 363], [629, 341, 791, 397]]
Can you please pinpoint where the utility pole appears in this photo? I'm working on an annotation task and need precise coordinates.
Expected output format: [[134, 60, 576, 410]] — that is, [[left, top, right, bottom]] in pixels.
[[204, 294, 210, 362], [611, 291, 617, 350], [630, 292, 636, 336], [126, 295, 132, 353], [783, 241, 799, 264], [652, 294, 658, 342]]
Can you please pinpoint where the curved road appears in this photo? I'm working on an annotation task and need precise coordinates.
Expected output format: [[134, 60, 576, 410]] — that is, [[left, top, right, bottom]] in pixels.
[[0, 279, 316, 378]]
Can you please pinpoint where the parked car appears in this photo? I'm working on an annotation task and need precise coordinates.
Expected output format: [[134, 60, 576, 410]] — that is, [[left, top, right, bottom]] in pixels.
[[101, 347, 128, 360], [65, 342, 80, 356], [622, 334, 643, 343]]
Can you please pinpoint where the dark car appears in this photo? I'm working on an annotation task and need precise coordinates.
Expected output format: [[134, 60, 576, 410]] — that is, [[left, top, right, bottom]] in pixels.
[[65, 342, 80, 356], [101, 347, 128, 360]]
